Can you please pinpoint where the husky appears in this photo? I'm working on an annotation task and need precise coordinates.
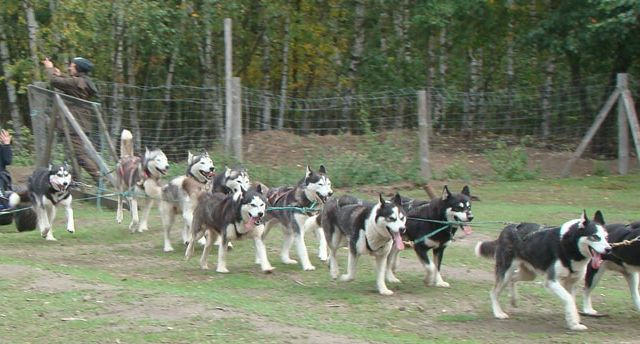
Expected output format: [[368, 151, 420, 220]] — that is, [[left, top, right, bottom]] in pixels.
[[212, 166, 250, 194], [386, 186, 473, 287], [159, 151, 215, 252], [475, 211, 611, 331], [27, 164, 74, 241], [582, 221, 640, 315], [185, 186, 273, 273], [261, 165, 333, 271], [321, 193, 406, 295], [115, 129, 169, 233]]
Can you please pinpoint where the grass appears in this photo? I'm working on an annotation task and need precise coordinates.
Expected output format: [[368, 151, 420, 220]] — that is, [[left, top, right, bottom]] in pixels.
[[1, 174, 640, 343]]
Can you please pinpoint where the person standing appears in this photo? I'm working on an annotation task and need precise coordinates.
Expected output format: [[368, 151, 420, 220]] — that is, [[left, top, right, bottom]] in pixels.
[[42, 57, 101, 184]]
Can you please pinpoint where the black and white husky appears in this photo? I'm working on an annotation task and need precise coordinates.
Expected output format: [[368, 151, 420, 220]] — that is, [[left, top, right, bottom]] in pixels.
[[387, 185, 473, 287], [27, 164, 74, 241], [321, 193, 406, 295], [185, 186, 273, 273], [261, 165, 333, 271], [212, 166, 250, 194], [475, 211, 611, 331], [159, 151, 215, 252], [583, 221, 640, 315], [115, 129, 170, 233]]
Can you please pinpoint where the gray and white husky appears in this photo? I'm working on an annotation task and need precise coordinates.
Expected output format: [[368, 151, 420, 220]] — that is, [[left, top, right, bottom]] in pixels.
[[475, 211, 611, 331], [27, 164, 74, 241], [212, 166, 250, 194], [321, 193, 407, 295], [186, 186, 273, 273], [115, 129, 170, 233], [261, 165, 333, 271], [159, 151, 215, 252]]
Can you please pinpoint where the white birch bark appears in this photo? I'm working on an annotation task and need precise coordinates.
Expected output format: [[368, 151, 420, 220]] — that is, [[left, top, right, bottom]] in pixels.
[[277, 15, 290, 130], [0, 18, 23, 138]]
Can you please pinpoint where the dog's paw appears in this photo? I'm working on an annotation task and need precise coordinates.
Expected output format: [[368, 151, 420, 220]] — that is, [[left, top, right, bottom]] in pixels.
[[262, 266, 275, 273], [200, 263, 209, 270], [387, 276, 401, 283], [198, 237, 207, 246], [282, 258, 298, 265], [569, 324, 588, 331], [493, 311, 509, 319], [67, 228, 75, 234], [435, 281, 450, 288], [216, 267, 230, 273], [302, 264, 316, 271], [318, 254, 328, 262], [379, 288, 394, 296], [339, 274, 354, 282], [163, 246, 174, 253]]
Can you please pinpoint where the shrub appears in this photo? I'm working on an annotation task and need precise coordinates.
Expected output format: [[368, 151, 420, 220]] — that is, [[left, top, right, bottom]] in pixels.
[[485, 141, 539, 181]]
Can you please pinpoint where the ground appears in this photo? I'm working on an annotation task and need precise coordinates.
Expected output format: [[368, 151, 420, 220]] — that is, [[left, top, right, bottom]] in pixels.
[[2, 131, 639, 343]]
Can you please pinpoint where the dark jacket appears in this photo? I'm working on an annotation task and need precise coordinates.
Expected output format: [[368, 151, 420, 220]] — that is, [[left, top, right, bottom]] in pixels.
[[46, 68, 97, 101], [0, 144, 12, 172]]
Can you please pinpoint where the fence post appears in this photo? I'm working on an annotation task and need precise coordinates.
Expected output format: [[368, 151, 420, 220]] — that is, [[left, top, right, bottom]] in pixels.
[[617, 74, 629, 175], [231, 77, 243, 162], [417, 90, 433, 185], [224, 18, 233, 154]]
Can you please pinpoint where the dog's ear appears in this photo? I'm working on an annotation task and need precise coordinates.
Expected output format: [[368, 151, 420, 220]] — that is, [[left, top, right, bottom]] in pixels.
[[392, 192, 402, 207], [442, 185, 451, 200], [232, 189, 243, 202], [579, 209, 588, 229], [255, 183, 263, 194], [593, 210, 605, 225], [378, 193, 386, 205], [187, 151, 194, 164], [318, 165, 327, 174], [305, 165, 312, 178], [461, 185, 471, 197]]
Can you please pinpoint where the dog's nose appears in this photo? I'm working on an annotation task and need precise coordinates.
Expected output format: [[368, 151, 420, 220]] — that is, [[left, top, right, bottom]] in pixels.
[[604, 246, 612, 254], [328, 191, 334, 197], [467, 213, 474, 221], [400, 226, 406, 234], [258, 212, 264, 218]]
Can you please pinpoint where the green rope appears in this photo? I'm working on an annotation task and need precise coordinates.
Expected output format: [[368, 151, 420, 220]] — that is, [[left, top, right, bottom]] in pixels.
[[267, 201, 318, 214]]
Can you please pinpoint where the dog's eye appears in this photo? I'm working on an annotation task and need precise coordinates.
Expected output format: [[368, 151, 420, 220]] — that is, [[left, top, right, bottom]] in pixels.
[[589, 235, 600, 241]]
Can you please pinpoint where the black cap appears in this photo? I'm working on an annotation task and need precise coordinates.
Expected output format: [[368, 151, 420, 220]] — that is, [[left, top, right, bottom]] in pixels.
[[72, 57, 94, 74]]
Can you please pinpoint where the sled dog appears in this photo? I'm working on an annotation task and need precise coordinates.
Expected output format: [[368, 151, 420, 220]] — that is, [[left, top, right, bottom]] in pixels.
[[27, 164, 74, 241], [475, 211, 611, 330], [115, 129, 169, 233], [261, 165, 333, 271], [386, 185, 473, 287], [583, 221, 640, 315], [321, 193, 406, 295], [211, 166, 251, 194], [185, 186, 273, 273], [159, 151, 215, 252]]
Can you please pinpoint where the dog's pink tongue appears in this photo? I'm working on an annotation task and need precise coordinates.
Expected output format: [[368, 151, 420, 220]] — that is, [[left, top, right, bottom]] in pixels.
[[245, 217, 257, 230], [462, 225, 473, 235], [393, 232, 404, 250], [591, 253, 603, 269]]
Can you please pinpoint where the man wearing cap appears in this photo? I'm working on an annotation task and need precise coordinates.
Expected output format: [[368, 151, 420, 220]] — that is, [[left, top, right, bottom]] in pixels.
[[42, 57, 101, 183], [43, 57, 98, 100]]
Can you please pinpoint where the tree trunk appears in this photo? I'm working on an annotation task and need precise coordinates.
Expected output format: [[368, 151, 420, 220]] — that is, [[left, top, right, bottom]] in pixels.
[[261, 27, 271, 130], [506, 23, 515, 134], [277, 15, 290, 130], [465, 48, 482, 136], [0, 19, 23, 141], [126, 34, 141, 148], [23, 0, 40, 80], [435, 28, 448, 131], [541, 57, 554, 139], [342, 0, 366, 133], [110, 3, 125, 143]]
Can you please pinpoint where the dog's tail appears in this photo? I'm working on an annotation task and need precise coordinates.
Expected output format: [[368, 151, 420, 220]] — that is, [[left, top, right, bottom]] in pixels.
[[120, 129, 134, 158], [475, 240, 498, 259]]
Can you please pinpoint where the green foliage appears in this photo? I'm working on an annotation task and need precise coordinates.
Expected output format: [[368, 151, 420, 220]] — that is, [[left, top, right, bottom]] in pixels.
[[592, 160, 610, 177], [485, 141, 539, 181], [442, 161, 471, 181], [7, 124, 34, 166]]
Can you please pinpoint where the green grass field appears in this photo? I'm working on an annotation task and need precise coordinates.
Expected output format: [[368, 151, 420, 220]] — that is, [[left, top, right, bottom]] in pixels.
[[1, 174, 640, 343]]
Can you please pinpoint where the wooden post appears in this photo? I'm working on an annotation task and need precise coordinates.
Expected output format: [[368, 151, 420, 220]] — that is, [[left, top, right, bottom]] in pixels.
[[617, 74, 630, 175], [561, 88, 621, 177], [224, 18, 232, 153], [92, 103, 118, 164], [231, 77, 243, 162], [417, 90, 435, 198], [59, 108, 82, 186], [621, 89, 640, 161], [54, 94, 116, 187]]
